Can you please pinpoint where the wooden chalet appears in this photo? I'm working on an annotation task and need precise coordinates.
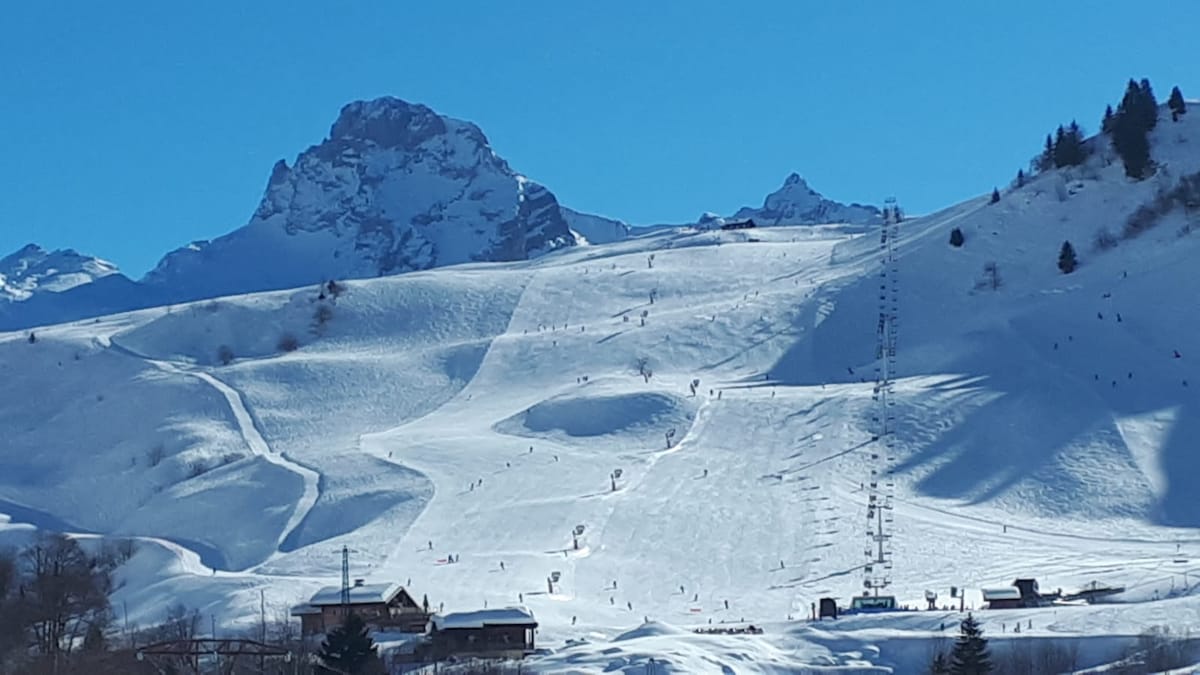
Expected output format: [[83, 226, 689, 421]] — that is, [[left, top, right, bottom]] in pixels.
[[428, 606, 537, 661], [983, 578, 1058, 609], [981, 586, 1023, 610], [291, 580, 429, 635]]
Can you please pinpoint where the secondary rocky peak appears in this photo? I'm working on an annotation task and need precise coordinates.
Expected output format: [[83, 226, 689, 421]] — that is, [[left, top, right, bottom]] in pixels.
[[0, 244, 120, 302], [733, 174, 880, 226]]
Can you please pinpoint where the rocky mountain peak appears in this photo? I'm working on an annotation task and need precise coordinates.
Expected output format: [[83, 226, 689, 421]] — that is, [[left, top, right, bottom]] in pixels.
[[733, 174, 879, 226], [142, 96, 574, 301], [0, 244, 120, 301]]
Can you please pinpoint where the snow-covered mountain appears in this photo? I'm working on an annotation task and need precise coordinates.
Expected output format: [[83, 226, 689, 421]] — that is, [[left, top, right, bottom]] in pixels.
[[143, 97, 577, 301], [0, 98, 603, 330], [4, 102, 1200, 671], [730, 172, 880, 226], [0, 100, 881, 331], [561, 206, 632, 244], [0, 244, 120, 301]]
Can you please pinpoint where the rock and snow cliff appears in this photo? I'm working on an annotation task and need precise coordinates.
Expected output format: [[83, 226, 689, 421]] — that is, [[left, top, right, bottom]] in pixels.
[[0, 244, 120, 302], [730, 173, 880, 226], [143, 97, 576, 301]]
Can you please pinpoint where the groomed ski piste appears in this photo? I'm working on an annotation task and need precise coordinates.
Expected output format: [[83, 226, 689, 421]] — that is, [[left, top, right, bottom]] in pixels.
[[3, 110, 1200, 672]]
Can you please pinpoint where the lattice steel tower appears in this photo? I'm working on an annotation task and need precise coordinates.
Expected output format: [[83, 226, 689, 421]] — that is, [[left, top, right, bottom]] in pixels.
[[863, 198, 900, 597]]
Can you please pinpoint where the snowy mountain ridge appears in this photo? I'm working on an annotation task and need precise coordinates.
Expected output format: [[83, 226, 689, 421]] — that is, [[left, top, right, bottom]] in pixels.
[[731, 172, 881, 226], [0, 244, 119, 302], [0, 98, 881, 331]]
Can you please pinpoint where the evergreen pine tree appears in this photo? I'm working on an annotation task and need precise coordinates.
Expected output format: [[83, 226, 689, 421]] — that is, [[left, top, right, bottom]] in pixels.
[[930, 653, 952, 675], [1037, 134, 1054, 171], [1113, 80, 1154, 179], [1058, 240, 1078, 274], [1139, 78, 1158, 130], [1168, 86, 1186, 120], [1117, 79, 1144, 130], [1102, 104, 1115, 134], [318, 612, 380, 674], [1051, 121, 1087, 167], [989, 188, 1000, 204], [1016, 169, 1025, 187], [1052, 125, 1067, 167], [1113, 109, 1152, 179], [949, 614, 992, 675], [949, 228, 965, 247], [1067, 120, 1086, 165]]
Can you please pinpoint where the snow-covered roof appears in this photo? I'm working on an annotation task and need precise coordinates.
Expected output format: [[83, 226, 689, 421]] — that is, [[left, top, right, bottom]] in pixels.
[[431, 606, 536, 630], [290, 604, 322, 616], [981, 587, 1022, 601], [308, 582, 404, 606]]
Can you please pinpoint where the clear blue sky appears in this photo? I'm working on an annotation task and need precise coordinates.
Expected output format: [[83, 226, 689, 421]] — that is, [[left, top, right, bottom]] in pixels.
[[3, 2, 1197, 277]]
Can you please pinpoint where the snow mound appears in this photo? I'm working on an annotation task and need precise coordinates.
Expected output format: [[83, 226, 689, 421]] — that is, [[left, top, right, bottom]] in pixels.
[[495, 391, 696, 443], [613, 621, 690, 641]]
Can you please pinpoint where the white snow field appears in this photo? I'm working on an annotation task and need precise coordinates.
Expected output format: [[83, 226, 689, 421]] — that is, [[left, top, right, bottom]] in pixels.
[[4, 110, 1200, 672]]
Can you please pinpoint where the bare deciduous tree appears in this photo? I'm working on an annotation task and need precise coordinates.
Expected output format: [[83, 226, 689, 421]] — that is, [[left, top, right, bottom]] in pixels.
[[18, 533, 112, 659]]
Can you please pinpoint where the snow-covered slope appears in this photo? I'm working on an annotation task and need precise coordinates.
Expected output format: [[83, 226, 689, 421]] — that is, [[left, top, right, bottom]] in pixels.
[[143, 97, 576, 302], [0, 244, 120, 301], [3, 105, 1200, 672]]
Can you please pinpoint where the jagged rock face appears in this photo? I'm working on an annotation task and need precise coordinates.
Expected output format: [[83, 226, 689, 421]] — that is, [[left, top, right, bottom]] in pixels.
[[144, 98, 575, 300], [561, 207, 631, 244], [732, 173, 880, 226], [0, 244, 119, 302]]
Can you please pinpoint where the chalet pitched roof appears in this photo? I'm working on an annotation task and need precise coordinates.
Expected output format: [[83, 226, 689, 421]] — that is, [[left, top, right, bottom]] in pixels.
[[981, 587, 1022, 601], [290, 604, 322, 616], [431, 606, 537, 630], [308, 582, 405, 607]]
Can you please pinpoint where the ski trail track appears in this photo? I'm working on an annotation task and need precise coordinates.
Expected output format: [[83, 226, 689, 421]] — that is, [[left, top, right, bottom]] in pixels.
[[98, 336, 321, 560]]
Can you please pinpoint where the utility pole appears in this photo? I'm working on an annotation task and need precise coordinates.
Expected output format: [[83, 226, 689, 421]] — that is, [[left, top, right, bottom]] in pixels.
[[341, 545, 351, 607]]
